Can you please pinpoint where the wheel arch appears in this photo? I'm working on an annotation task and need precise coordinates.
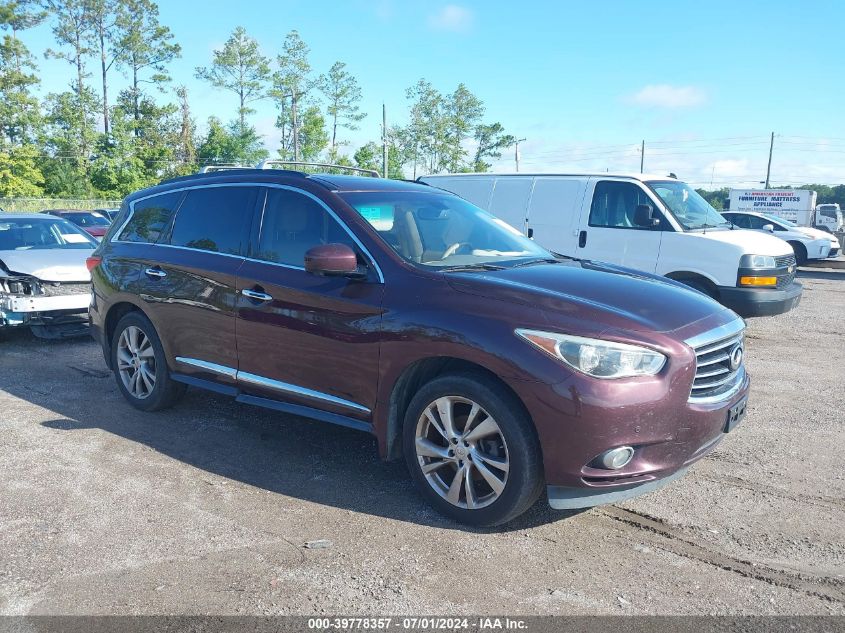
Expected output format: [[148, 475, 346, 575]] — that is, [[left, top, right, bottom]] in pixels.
[[382, 356, 533, 461], [664, 271, 721, 299], [102, 299, 156, 369]]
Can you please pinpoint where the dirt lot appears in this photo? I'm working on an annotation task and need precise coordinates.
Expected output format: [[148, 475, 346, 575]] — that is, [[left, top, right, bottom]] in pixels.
[[1, 270, 844, 616]]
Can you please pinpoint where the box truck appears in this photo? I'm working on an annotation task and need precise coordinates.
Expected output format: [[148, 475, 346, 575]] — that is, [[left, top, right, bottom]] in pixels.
[[728, 189, 840, 232]]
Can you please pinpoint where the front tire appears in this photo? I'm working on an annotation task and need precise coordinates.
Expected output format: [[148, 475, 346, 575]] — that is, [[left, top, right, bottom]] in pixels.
[[111, 312, 185, 411], [403, 373, 543, 526], [789, 241, 808, 265]]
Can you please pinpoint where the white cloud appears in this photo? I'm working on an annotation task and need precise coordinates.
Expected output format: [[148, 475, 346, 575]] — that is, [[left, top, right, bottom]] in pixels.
[[428, 5, 474, 32], [627, 84, 706, 108]]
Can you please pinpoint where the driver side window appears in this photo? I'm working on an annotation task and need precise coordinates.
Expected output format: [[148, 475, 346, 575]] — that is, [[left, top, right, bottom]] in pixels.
[[589, 181, 661, 229]]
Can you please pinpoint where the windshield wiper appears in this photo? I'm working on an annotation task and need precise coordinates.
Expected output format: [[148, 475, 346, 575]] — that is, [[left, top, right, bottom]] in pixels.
[[509, 257, 563, 268], [441, 263, 507, 272]]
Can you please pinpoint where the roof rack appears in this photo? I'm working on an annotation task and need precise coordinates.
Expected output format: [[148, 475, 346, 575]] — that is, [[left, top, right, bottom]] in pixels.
[[199, 164, 248, 174], [256, 159, 380, 178]]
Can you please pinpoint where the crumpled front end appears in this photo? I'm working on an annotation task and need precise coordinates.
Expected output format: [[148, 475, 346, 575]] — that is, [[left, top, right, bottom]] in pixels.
[[0, 274, 90, 337]]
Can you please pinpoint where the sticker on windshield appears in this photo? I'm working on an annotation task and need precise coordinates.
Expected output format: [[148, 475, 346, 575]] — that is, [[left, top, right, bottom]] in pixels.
[[357, 206, 394, 231]]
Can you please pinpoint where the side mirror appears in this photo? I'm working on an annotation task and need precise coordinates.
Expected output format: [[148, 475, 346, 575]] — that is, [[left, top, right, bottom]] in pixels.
[[762, 224, 775, 233], [634, 204, 660, 228], [304, 243, 363, 278]]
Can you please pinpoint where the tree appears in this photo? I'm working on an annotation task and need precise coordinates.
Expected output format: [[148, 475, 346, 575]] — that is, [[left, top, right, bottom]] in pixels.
[[42, 0, 96, 166], [195, 26, 269, 132], [472, 122, 515, 172], [1, 0, 46, 71], [40, 87, 99, 194], [318, 61, 365, 156], [196, 116, 267, 168], [444, 83, 483, 171], [174, 85, 196, 170], [354, 140, 403, 179], [116, 0, 180, 135], [0, 144, 44, 196], [272, 30, 313, 161], [403, 79, 446, 177], [0, 32, 41, 144], [85, 0, 120, 136]]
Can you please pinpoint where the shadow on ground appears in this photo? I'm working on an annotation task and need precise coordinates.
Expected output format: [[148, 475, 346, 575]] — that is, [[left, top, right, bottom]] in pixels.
[[2, 330, 578, 533]]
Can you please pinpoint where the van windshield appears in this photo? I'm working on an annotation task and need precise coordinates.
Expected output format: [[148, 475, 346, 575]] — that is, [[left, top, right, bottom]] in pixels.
[[340, 191, 550, 268], [647, 181, 731, 230]]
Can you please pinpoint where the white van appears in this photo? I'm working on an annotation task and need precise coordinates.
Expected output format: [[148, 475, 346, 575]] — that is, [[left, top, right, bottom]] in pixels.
[[419, 173, 802, 317]]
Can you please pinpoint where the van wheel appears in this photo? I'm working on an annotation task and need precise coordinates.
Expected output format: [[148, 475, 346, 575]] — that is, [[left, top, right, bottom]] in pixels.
[[111, 312, 185, 411], [680, 278, 715, 299], [403, 373, 543, 527], [788, 242, 808, 265]]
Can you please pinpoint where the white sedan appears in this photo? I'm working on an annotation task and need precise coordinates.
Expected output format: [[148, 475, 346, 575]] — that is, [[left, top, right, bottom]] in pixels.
[[721, 211, 834, 263]]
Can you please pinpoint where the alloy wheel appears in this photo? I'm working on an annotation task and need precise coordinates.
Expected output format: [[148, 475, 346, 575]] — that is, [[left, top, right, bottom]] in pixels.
[[414, 396, 510, 510], [116, 325, 156, 399]]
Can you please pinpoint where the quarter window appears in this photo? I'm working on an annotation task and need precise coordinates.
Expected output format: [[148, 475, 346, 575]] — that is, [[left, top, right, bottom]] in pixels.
[[119, 192, 182, 243], [169, 186, 257, 256], [589, 181, 660, 229], [255, 189, 356, 267]]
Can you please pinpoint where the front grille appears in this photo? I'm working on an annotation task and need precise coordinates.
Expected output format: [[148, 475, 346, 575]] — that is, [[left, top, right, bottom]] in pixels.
[[774, 254, 796, 268], [40, 282, 91, 297], [687, 321, 746, 403]]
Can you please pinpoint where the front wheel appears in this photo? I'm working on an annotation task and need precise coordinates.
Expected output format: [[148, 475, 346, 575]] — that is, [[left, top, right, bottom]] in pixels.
[[111, 312, 185, 411], [403, 373, 543, 526], [789, 241, 808, 266]]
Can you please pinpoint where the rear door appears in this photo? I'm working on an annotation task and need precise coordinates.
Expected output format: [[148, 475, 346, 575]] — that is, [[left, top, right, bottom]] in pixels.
[[235, 186, 384, 423], [575, 179, 664, 272], [134, 185, 258, 385], [487, 177, 533, 232], [525, 177, 589, 255]]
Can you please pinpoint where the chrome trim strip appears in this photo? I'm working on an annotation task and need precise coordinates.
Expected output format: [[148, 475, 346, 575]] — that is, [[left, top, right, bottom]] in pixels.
[[236, 371, 371, 414], [115, 182, 385, 283], [175, 357, 237, 379], [684, 318, 745, 349]]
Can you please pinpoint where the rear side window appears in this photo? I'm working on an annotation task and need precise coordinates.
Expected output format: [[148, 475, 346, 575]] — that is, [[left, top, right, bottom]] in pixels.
[[255, 188, 356, 267], [169, 186, 257, 256], [589, 181, 658, 229], [119, 192, 182, 243]]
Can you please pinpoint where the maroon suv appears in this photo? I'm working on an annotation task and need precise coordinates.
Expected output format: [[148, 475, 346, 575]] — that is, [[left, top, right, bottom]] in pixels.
[[88, 169, 750, 526]]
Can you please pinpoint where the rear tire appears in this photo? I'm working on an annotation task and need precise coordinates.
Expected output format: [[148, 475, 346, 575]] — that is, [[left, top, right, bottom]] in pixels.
[[403, 373, 544, 527], [110, 312, 185, 411], [789, 241, 808, 265]]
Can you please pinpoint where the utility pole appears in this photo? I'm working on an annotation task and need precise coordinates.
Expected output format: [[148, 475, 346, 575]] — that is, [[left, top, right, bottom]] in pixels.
[[640, 140, 645, 173], [382, 103, 388, 179], [764, 131, 774, 188], [514, 137, 526, 172]]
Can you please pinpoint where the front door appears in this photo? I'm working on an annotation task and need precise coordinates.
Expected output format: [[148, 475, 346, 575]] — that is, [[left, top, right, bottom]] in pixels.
[[235, 186, 385, 422], [575, 179, 664, 272]]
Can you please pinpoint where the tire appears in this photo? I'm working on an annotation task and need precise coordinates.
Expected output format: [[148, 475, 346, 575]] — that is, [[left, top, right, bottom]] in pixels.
[[789, 241, 808, 266], [403, 373, 544, 527], [679, 278, 714, 299], [110, 311, 185, 411]]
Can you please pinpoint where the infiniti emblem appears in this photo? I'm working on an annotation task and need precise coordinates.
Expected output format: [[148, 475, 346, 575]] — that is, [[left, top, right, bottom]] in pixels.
[[729, 344, 744, 371]]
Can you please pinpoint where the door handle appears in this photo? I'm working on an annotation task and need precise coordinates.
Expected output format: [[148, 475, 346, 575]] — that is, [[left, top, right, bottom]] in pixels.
[[241, 288, 273, 302], [144, 267, 167, 279], [578, 230, 587, 248]]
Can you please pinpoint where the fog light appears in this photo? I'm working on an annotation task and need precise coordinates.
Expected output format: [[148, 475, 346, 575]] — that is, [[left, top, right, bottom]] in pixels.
[[597, 446, 635, 470]]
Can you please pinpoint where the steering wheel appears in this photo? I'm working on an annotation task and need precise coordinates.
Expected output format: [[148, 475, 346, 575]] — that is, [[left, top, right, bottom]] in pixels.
[[441, 242, 472, 259]]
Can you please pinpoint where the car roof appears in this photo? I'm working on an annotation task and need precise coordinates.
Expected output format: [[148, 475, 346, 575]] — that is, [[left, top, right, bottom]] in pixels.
[[419, 171, 676, 182], [128, 170, 435, 203], [0, 213, 70, 220]]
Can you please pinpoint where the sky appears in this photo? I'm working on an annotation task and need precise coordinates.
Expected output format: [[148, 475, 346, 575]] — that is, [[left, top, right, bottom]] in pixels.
[[21, 0, 845, 187]]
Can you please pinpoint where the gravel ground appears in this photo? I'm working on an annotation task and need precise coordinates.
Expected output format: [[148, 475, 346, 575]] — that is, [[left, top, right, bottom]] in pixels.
[[0, 270, 843, 616]]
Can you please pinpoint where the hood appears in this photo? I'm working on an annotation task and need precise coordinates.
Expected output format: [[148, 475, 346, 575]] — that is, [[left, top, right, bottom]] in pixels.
[[692, 227, 794, 256], [0, 249, 91, 282], [446, 260, 735, 334], [797, 226, 837, 242]]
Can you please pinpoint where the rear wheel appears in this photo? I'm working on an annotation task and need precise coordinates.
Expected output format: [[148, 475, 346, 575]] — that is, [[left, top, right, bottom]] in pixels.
[[789, 241, 808, 265], [403, 373, 543, 526], [111, 312, 185, 411]]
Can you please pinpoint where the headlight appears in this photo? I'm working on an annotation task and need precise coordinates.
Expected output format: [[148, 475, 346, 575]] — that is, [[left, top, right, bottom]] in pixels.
[[515, 329, 666, 379], [740, 254, 776, 268]]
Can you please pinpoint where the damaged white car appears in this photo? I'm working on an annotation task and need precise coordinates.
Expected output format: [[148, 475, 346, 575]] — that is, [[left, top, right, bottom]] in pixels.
[[0, 214, 96, 338]]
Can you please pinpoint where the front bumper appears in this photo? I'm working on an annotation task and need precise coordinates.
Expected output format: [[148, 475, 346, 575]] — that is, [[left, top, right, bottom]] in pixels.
[[1, 293, 90, 327], [717, 281, 802, 317]]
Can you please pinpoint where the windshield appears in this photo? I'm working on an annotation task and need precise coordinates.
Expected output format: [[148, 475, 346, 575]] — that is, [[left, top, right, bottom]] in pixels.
[[647, 181, 730, 230], [340, 191, 550, 268], [63, 211, 110, 227], [0, 217, 97, 250]]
